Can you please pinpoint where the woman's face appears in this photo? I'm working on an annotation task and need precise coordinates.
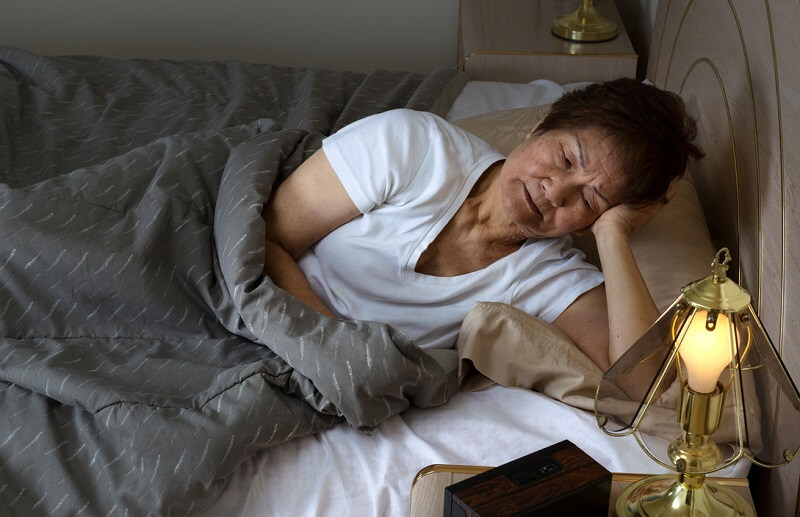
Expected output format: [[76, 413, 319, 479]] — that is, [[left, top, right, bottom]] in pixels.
[[499, 126, 626, 238]]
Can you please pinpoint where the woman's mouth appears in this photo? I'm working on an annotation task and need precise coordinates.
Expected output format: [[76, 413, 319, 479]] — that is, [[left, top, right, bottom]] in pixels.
[[524, 186, 541, 216]]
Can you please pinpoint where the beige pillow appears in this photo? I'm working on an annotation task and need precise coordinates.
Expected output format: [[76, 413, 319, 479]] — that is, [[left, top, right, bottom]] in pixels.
[[457, 301, 602, 411], [456, 301, 684, 442], [452, 104, 552, 155], [456, 301, 740, 443]]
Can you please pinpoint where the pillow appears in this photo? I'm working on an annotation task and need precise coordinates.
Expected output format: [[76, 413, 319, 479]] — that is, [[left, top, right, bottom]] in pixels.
[[456, 301, 739, 443], [445, 79, 592, 121], [457, 301, 602, 410], [452, 104, 551, 156], [457, 302, 682, 441]]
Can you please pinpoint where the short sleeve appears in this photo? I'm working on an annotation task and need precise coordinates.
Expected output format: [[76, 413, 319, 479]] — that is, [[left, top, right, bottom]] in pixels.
[[322, 109, 434, 214], [511, 239, 604, 323]]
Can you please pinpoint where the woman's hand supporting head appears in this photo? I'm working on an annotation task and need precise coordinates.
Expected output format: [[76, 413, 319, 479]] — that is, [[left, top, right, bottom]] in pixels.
[[591, 176, 680, 242]]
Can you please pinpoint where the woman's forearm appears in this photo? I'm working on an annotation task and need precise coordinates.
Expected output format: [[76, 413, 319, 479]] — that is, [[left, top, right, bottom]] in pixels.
[[263, 240, 335, 318], [593, 228, 659, 364]]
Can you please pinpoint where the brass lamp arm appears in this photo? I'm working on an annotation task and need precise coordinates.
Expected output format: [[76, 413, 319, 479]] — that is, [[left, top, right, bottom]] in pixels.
[[594, 321, 683, 438], [746, 447, 800, 469]]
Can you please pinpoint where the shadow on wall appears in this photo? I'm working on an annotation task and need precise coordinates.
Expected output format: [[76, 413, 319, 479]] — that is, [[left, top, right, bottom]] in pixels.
[[614, 0, 660, 79]]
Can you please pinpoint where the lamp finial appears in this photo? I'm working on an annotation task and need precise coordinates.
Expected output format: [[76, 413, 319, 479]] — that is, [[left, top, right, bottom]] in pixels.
[[711, 248, 732, 283], [682, 247, 750, 311]]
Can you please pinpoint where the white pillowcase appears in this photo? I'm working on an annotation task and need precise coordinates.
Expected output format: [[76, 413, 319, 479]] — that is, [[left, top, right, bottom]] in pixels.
[[445, 79, 591, 121]]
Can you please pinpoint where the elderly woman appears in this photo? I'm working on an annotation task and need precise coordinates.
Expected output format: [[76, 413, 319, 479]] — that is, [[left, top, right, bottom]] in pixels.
[[263, 78, 703, 370]]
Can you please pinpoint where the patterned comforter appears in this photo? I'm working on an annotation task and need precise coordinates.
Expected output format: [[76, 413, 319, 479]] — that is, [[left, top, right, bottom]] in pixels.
[[0, 47, 464, 515]]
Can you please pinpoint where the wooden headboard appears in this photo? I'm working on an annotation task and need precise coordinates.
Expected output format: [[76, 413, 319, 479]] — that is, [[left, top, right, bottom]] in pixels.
[[646, 1, 799, 514]]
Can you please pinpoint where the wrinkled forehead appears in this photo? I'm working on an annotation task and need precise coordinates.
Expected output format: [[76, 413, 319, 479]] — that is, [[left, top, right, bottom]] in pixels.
[[580, 130, 641, 207]]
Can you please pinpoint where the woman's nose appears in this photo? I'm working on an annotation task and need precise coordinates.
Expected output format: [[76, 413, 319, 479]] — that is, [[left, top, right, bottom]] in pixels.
[[545, 174, 579, 208]]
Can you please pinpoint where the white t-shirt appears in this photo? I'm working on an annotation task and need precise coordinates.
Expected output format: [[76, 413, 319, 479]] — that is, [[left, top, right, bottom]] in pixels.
[[298, 109, 603, 349]]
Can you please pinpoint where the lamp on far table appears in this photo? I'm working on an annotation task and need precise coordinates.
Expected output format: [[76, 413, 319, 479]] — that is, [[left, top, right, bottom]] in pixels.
[[594, 248, 800, 516], [552, 0, 618, 42]]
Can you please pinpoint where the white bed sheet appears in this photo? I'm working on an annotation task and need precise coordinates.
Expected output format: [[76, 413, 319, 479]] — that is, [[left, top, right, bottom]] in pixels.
[[205, 386, 747, 517], [202, 79, 750, 517]]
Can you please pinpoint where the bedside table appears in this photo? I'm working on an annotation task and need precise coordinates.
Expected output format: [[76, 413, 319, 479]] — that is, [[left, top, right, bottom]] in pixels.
[[409, 465, 756, 517], [457, 0, 638, 83]]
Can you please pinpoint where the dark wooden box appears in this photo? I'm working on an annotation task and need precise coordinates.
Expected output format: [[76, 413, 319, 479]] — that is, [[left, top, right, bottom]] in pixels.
[[443, 440, 611, 516]]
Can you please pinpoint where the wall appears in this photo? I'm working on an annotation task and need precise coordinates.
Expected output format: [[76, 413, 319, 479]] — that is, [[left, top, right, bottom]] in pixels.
[[2, 1, 657, 77], [614, 0, 661, 77], [0, 0, 458, 74]]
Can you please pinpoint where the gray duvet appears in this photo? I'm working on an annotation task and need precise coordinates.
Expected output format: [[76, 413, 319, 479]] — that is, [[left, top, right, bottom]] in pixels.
[[0, 47, 464, 516]]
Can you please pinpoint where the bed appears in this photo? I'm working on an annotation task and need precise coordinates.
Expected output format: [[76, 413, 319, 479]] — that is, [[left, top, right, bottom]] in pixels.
[[1, 1, 797, 516]]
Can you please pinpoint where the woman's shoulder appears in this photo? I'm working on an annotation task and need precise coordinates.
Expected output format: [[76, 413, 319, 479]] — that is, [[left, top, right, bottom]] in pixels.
[[344, 109, 487, 143], [362, 108, 437, 125], [360, 109, 463, 134], [330, 109, 439, 143]]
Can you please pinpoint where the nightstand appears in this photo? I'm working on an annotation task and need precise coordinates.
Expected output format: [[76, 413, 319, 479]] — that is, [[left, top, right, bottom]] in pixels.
[[409, 465, 756, 517], [457, 0, 638, 83]]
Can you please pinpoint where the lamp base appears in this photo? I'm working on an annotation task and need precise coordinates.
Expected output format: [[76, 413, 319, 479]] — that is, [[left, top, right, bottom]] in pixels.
[[616, 474, 755, 517], [551, 2, 618, 42]]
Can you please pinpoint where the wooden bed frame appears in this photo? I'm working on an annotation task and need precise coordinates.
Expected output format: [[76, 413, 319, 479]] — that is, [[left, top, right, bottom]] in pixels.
[[646, 1, 799, 515]]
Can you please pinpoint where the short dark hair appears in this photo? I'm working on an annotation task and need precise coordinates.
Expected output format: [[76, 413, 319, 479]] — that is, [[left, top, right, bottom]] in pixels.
[[534, 78, 704, 207]]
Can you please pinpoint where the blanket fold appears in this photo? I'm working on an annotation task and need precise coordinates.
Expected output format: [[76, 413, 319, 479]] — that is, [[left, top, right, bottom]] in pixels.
[[215, 129, 459, 427], [0, 46, 462, 516]]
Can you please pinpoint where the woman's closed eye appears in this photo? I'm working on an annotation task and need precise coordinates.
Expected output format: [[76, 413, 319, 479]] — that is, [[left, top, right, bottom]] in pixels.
[[582, 191, 593, 211], [561, 150, 572, 169]]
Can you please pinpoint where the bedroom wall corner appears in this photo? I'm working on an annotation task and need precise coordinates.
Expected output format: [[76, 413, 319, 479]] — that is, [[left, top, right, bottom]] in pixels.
[[614, 0, 660, 79]]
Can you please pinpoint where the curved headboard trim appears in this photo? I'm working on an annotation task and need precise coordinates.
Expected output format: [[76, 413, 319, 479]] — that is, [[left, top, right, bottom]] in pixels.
[[649, 0, 671, 85], [677, 58, 743, 287], [659, 0, 774, 318], [763, 0, 787, 359], [674, 0, 762, 310]]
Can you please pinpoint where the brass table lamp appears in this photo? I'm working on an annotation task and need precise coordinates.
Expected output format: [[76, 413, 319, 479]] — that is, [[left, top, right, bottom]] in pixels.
[[594, 248, 800, 516], [552, 0, 618, 42]]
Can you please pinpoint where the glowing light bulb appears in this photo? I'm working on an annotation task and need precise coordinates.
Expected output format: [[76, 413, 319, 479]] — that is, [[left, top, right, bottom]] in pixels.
[[677, 311, 733, 393]]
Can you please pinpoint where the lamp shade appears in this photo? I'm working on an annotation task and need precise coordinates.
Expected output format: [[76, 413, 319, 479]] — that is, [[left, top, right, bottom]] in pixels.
[[594, 248, 800, 472]]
